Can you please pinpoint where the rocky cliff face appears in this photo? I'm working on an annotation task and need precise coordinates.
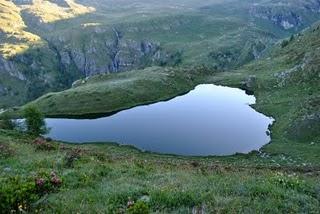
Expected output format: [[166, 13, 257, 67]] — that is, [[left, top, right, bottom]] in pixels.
[[45, 27, 175, 77], [0, 84, 8, 97], [0, 21, 178, 106], [0, 56, 26, 80], [12, 0, 34, 5], [250, 0, 320, 30], [47, 0, 70, 7]]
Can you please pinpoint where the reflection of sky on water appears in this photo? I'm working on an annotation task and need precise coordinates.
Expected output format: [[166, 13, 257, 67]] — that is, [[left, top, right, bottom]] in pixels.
[[46, 84, 273, 156]]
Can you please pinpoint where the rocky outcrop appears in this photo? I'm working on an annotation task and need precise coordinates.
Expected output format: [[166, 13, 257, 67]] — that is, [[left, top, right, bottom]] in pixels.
[[47, 0, 70, 7], [241, 75, 257, 90], [106, 28, 122, 72], [20, 10, 55, 32], [288, 112, 320, 141], [0, 84, 7, 96], [46, 28, 175, 77], [250, 0, 320, 30], [208, 39, 269, 70], [0, 57, 15, 74], [12, 0, 33, 5], [0, 57, 25, 81], [274, 65, 301, 87], [251, 7, 302, 30], [274, 48, 320, 87]]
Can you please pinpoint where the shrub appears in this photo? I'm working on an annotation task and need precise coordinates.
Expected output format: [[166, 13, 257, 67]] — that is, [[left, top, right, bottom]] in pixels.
[[127, 201, 150, 214], [281, 40, 289, 48], [33, 137, 56, 151], [0, 176, 38, 212], [64, 148, 82, 168], [289, 34, 295, 42], [23, 106, 48, 136], [35, 171, 62, 195], [0, 143, 14, 158], [0, 114, 15, 130]]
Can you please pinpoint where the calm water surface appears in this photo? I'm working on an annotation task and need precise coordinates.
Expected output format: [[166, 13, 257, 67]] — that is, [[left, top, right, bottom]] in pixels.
[[46, 84, 273, 156]]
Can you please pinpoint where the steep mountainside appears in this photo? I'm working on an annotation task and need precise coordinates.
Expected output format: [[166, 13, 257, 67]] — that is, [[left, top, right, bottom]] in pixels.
[[1, 0, 320, 108]]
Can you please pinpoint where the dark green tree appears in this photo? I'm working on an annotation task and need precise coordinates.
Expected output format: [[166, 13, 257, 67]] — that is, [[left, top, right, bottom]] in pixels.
[[281, 39, 289, 48], [289, 34, 295, 42], [23, 106, 47, 136], [0, 114, 15, 130]]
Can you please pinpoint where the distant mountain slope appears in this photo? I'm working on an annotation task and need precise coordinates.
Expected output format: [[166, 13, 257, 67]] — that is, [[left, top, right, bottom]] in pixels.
[[1, 0, 320, 108], [250, 0, 320, 30]]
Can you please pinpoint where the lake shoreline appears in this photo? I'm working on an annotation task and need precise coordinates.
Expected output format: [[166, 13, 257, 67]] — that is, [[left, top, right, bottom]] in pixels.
[[45, 84, 273, 156]]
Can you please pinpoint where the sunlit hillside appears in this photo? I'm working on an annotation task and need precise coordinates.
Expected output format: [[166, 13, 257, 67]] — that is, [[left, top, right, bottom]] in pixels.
[[0, 0, 42, 58], [22, 0, 95, 23]]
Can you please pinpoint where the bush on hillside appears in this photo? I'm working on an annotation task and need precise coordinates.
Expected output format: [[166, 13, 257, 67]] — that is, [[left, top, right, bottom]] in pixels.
[[33, 137, 57, 151], [0, 172, 63, 213], [23, 106, 48, 136], [0, 114, 15, 130], [281, 39, 290, 48], [127, 201, 150, 214], [0, 176, 38, 212], [0, 144, 14, 158]]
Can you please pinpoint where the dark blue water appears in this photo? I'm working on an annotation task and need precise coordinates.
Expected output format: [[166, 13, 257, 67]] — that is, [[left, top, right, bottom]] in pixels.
[[45, 84, 273, 156]]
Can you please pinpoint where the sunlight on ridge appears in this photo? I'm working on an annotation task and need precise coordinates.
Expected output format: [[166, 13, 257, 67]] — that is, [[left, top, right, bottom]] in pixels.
[[0, 0, 95, 58], [0, 0, 42, 58], [24, 0, 95, 23]]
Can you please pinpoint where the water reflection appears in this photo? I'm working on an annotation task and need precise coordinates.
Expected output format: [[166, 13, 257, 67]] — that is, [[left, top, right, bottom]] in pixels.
[[46, 84, 273, 156]]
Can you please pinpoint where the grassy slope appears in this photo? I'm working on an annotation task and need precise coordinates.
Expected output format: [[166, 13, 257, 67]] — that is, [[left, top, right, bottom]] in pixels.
[[22, 66, 213, 117], [0, 0, 42, 58], [236, 23, 320, 152], [1, 130, 320, 213]]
